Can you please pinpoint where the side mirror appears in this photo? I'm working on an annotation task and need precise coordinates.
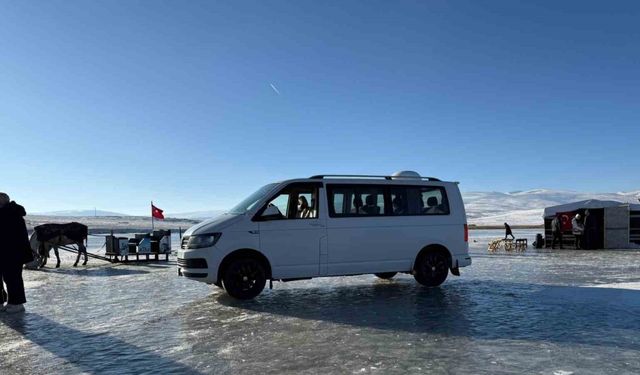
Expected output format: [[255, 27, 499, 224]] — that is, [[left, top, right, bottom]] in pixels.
[[260, 204, 283, 220]]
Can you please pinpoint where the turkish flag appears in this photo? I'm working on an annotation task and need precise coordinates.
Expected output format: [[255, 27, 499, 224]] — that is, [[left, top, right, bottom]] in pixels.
[[152, 204, 165, 220], [557, 212, 573, 232]]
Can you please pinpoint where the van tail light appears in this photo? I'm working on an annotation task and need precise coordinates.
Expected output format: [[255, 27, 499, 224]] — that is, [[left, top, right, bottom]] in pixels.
[[464, 224, 469, 242]]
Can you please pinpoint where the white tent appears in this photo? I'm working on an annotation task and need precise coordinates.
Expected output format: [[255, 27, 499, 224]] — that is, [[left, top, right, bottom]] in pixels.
[[543, 199, 638, 218], [543, 199, 640, 249]]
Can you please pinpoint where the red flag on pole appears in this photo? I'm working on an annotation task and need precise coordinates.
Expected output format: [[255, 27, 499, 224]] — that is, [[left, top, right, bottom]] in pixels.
[[558, 212, 573, 232], [151, 204, 165, 220]]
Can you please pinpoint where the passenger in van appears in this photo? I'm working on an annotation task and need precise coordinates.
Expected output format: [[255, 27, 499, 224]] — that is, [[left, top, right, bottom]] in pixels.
[[418, 195, 425, 212], [362, 195, 380, 215], [297, 196, 314, 218], [392, 196, 407, 215], [351, 196, 364, 214], [424, 197, 443, 214]]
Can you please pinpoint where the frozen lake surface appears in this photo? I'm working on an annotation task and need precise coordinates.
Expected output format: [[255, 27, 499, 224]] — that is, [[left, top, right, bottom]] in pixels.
[[2, 229, 640, 374]]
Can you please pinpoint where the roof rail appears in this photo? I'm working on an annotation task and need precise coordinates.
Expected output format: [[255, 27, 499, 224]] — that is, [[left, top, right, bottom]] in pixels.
[[309, 174, 441, 181]]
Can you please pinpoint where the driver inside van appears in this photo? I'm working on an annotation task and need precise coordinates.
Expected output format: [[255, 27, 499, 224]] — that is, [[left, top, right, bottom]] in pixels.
[[297, 196, 314, 218]]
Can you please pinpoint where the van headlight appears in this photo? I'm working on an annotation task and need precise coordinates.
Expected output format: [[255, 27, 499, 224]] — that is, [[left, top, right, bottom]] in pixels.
[[187, 233, 221, 249]]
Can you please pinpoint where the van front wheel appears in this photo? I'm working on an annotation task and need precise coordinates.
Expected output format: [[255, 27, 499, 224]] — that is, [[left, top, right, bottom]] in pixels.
[[414, 251, 449, 287], [222, 258, 266, 300], [374, 272, 397, 280]]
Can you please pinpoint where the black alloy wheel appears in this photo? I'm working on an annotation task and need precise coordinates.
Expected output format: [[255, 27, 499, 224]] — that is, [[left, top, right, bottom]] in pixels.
[[414, 251, 449, 287], [222, 258, 266, 300]]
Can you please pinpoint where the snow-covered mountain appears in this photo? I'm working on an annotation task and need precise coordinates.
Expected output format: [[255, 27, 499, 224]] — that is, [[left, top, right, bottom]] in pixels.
[[167, 210, 227, 220], [463, 189, 640, 226], [33, 209, 129, 217]]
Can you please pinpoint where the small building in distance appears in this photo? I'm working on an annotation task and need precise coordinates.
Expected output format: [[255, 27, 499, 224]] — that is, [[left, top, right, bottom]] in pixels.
[[543, 199, 640, 249]]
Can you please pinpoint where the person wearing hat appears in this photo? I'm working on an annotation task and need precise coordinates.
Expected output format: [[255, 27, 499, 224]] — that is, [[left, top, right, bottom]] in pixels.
[[0, 192, 32, 313], [571, 213, 584, 250]]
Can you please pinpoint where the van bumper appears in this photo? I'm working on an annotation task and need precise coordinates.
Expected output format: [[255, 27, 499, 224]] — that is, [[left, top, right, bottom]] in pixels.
[[453, 254, 472, 268], [177, 248, 218, 284]]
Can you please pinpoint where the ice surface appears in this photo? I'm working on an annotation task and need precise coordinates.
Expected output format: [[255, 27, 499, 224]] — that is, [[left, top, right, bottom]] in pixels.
[[1, 229, 640, 374]]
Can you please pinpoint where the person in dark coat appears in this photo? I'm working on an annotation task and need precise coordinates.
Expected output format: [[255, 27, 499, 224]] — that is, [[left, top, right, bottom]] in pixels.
[[0, 192, 31, 313], [504, 222, 515, 240], [551, 215, 563, 249]]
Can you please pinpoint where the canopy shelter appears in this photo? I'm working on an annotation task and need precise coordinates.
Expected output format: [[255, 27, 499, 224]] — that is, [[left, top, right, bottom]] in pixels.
[[543, 200, 640, 249]]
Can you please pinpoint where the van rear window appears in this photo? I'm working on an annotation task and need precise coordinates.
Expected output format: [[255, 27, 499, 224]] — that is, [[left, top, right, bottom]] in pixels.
[[327, 185, 449, 217]]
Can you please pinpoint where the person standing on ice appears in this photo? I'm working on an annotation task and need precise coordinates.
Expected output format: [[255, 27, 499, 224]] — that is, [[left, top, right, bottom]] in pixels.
[[0, 192, 32, 314], [504, 222, 515, 240], [572, 213, 584, 250], [551, 215, 563, 249]]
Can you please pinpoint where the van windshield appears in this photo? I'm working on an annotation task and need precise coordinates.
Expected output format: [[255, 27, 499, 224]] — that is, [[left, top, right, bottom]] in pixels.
[[228, 183, 279, 214]]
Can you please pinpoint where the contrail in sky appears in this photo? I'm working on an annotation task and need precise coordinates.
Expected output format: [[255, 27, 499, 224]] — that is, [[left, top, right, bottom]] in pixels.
[[269, 83, 281, 95]]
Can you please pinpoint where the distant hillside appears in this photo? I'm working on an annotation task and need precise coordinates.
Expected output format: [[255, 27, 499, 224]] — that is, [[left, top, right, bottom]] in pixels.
[[25, 215, 199, 233], [27, 189, 640, 229], [167, 210, 226, 220], [463, 189, 640, 226], [33, 209, 129, 217]]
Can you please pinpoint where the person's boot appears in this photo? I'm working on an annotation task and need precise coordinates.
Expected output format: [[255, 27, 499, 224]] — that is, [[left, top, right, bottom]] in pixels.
[[4, 304, 25, 314]]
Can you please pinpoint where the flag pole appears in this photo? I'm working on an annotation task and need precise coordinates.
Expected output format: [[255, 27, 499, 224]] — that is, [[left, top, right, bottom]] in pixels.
[[151, 200, 155, 231]]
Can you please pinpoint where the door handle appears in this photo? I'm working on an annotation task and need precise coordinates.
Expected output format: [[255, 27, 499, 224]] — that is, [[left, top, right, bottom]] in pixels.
[[309, 223, 325, 227]]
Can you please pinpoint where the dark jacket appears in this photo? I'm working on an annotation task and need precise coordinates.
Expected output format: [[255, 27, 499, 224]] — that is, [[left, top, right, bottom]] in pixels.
[[504, 223, 513, 235], [0, 201, 33, 264]]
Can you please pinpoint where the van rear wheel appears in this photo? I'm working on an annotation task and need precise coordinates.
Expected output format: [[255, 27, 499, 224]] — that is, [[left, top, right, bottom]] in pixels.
[[374, 272, 397, 280], [222, 258, 266, 300], [414, 251, 449, 287]]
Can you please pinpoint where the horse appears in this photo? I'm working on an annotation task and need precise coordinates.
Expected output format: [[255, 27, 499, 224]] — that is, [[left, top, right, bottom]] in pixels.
[[29, 223, 89, 268]]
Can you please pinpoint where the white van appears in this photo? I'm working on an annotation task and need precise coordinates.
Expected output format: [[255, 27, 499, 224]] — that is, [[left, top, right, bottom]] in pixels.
[[178, 171, 471, 299]]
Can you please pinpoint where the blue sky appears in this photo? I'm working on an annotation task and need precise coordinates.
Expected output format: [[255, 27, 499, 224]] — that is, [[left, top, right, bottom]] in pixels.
[[1, 1, 639, 215]]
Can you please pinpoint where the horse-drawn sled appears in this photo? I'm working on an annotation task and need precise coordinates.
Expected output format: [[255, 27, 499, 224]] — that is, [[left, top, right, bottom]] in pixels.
[[25, 223, 173, 269]]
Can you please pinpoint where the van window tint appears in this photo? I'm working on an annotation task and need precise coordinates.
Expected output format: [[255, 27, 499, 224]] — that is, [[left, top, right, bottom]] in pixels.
[[328, 185, 386, 217], [358, 189, 384, 215], [390, 188, 408, 215], [328, 184, 449, 217], [418, 187, 449, 215], [333, 193, 345, 215]]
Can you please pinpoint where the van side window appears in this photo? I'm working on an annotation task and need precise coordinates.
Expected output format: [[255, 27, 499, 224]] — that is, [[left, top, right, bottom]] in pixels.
[[390, 188, 408, 215], [332, 193, 345, 215], [260, 184, 319, 220], [268, 193, 290, 218], [328, 185, 386, 217], [328, 184, 449, 217], [418, 187, 449, 215]]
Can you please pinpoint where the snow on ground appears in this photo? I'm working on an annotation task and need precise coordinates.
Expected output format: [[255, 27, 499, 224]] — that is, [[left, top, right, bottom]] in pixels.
[[590, 282, 640, 290]]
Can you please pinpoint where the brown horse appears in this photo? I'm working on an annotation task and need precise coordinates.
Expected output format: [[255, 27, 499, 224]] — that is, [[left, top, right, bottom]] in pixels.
[[29, 223, 88, 268]]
